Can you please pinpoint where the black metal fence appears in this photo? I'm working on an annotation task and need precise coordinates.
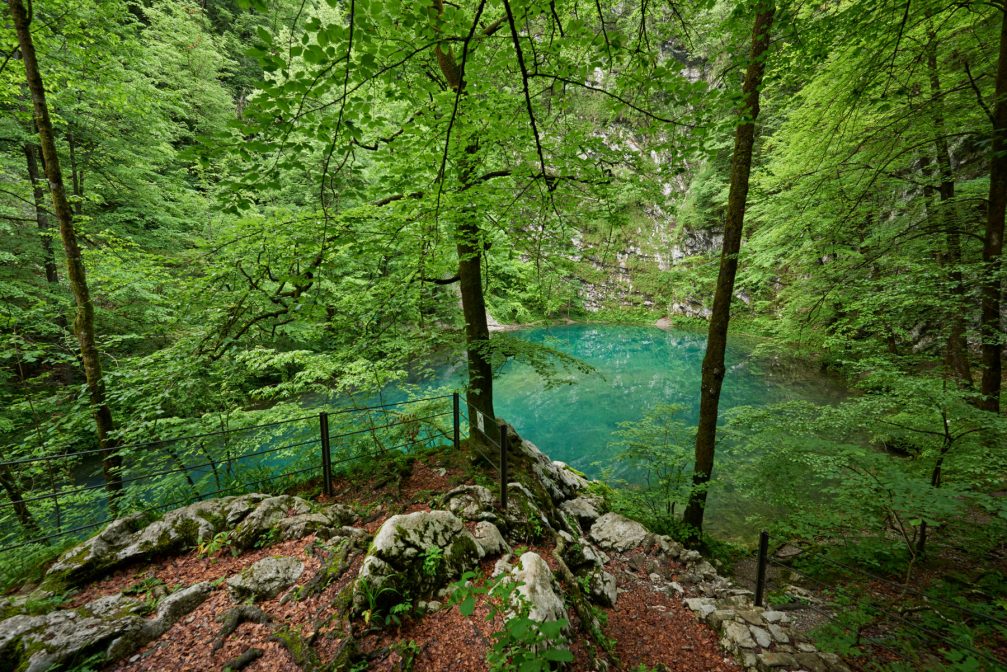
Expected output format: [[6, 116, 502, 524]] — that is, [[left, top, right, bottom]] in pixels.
[[0, 393, 460, 587]]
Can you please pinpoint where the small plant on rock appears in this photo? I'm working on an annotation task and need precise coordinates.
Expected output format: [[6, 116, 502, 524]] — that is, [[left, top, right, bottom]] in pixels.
[[449, 571, 573, 672]]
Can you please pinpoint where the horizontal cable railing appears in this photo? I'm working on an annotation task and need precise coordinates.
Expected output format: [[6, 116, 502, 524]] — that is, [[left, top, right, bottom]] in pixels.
[[0, 392, 462, 587]]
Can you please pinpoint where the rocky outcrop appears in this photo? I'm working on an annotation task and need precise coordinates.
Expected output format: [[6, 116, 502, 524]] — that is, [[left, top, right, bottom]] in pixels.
[[226, 556, 304, 602], [509, 552, 567, 625], [0, 582, 213, 672], [43, 495, 352, 589], [589, 512, 649, 552], [353, 510, 482, 613]]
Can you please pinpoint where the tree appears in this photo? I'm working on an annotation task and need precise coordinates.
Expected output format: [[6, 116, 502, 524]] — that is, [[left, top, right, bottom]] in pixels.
[[7, 0, 121, 508], [682, 0, 775, 537], [979, 5, 1007, 412]]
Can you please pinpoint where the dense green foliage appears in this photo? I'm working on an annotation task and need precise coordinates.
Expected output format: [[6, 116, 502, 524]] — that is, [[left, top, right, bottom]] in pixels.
[[2, 0, 1006, 668]]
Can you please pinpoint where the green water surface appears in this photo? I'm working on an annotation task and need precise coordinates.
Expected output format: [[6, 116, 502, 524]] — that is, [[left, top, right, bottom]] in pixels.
[[463, 324, 842, 474]]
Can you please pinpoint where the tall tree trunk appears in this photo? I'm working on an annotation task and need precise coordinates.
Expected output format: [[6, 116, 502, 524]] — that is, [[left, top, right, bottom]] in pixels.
[[682, 2, 775, 537], [23, 142, 58, 285], [926, 38, 972, 388], [9, 0, 122, 511], [433, 2, 496, 438], [979, 8, 1007, 412]]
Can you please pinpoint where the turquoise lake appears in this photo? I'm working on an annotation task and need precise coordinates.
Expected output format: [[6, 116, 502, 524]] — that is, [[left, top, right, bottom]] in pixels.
[[389, 323, 845, 539], [403, 323, 843, 470]]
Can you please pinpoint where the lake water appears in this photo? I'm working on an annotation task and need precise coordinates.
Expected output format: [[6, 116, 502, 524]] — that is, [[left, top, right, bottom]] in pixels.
[[395, 323, 845, 539]]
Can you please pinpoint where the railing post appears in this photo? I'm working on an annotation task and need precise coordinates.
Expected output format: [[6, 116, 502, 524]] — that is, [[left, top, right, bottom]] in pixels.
[[452, 393, 460, 451], [319, 412, 332, 497], [755, 530, 769, 607], [498, 421, 509, 511]]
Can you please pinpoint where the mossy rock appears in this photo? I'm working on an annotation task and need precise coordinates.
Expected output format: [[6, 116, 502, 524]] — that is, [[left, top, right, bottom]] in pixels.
[[352, 510, 482, 616]]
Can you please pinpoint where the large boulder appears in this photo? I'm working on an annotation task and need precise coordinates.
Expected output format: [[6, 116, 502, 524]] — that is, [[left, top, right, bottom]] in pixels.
[[443, 485, 497, 522], [514, 439, 588, 503], [0, 580, 215, 672], [473, 521, 510, 557], [559, 496, 604, 532], [503, 482, 553, 543], [510, 552, 567, 624], [589, 512, 649, 552], [353, 510, 482, 614], [227, 556, 304, 602]]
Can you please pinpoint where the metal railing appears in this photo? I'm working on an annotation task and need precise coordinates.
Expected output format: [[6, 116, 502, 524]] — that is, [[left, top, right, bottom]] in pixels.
[[0, 392, 460, 585]]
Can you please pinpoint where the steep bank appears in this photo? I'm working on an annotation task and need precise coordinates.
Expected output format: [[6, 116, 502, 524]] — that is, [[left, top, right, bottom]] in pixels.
[[0, 436, 849, 672]]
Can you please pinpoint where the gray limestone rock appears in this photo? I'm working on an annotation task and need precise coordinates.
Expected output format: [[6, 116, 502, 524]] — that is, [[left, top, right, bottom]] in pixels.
[[589, 513, 648, 552], [756, 652, 798, 669], [750, 624, 773, 648], [227, 556, 304, 602], [510, 552, 567, 624], [559, 496, 604, 531], [444, 485, 497, 521], [585, 568, 618, 608], [353, 510, 482, 614], [472, 521, 510, 557], [722, 620, 757, 649], [684, 597, 717, 619]]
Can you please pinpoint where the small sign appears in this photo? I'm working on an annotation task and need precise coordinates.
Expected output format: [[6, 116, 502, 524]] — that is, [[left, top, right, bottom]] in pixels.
[[475, 410, 485, 433]]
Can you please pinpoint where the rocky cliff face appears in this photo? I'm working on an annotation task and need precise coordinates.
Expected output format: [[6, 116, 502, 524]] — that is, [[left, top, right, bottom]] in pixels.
[[0, 438, 847, 672]]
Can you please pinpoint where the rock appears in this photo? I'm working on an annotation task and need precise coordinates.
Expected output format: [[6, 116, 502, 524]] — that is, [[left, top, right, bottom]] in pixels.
[[0, 610, 145, 672], [585, 569, 617, 607], [708, 608, 736, 628], [750, 625, 773, 648], [818, 652, 851, 672], [722, 621, 757, 649], [44, 514, 148, 587], [559, 535, 607, 571], [275, 504, 354, 542], [767, 623, 789, 644], [43, 494, 321, 588], [793, 652, 829, 672], [503, 483, 552, 542], [736, 609, 764, 626], [589, 513, 648, 552], [510, 552, 567, 624], [762, 610, 787, 624], [444, 485, 497, 521], [756, 652, 797, 669], [472, 522, 510, 557], [684, 597, 717, 619], [107, 582, 214, 660], [649, 534, 683, 560], [82, 593, 147, 620], [513, 438, 586, 503], [231, 495, 313, 549], [559, 496, 603, 531], [227, 556, 304, 602], [774, 544, 802, 560], [354, 510, 482, 614]]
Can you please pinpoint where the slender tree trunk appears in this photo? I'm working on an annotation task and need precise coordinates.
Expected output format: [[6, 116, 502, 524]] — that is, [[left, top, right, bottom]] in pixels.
[[433, 3, 496, 437], [979, 8, 1007, 412], [682, 3, 775, 537], [9, 0, 122, 512], [0, 463, 38, 537], [23, 142, 58, 285], [926, 39, 973, 388]]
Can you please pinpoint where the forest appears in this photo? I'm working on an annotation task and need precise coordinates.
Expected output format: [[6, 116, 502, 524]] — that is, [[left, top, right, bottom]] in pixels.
[[1, 0, 1006, 670]]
